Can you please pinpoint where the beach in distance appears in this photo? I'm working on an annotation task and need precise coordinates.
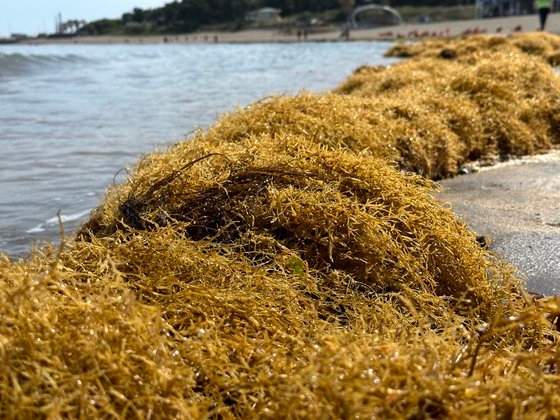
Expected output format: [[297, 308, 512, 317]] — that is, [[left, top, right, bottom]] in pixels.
[[16, 12, 560, 45]]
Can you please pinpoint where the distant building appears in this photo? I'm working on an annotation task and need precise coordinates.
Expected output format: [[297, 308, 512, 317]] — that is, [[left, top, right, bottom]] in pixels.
[[246, 8, 282, 23], [10, 33, 29, 40]]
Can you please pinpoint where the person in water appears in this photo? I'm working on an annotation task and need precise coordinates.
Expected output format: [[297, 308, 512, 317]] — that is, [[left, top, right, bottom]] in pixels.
[[535, 0, 552, 31]]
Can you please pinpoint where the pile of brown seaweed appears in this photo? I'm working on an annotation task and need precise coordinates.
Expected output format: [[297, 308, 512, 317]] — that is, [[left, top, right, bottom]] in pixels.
[[2, 34, 560, 418], [206, 33, 560, 180], [384, 32, 560, 66]]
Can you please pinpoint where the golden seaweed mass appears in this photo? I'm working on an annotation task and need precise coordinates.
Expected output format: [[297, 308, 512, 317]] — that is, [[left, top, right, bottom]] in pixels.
[[384, 32, 560, 65], [208, 34, 560, 180], [2, 33, 560, 418]]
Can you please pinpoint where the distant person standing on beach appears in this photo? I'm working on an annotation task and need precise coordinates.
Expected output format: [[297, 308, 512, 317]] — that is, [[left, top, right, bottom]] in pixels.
[[535, 0, 552, 31]]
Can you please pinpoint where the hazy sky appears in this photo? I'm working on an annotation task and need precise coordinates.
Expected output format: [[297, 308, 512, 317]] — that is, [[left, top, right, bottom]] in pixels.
[[1, 1, 170, 38]]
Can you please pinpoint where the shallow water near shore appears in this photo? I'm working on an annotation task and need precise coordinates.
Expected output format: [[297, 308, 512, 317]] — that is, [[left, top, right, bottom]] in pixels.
[[0, 41, 398, 257]]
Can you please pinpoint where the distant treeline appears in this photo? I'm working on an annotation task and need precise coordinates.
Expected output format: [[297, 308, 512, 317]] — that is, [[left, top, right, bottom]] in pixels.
[[79, 1, 476, 35]]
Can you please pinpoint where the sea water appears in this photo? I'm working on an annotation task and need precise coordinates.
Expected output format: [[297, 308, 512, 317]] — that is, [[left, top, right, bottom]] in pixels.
[[0, 41, 398, 257]]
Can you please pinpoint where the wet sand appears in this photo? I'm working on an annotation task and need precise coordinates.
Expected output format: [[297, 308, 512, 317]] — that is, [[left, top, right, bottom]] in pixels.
[[438, 150, 560, 296]]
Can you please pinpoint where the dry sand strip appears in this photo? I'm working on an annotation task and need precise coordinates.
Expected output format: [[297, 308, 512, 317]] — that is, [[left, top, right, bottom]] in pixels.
[[438, 150, 560, 297], [349, 12, 560, 39], [17, 13, 560, 45]]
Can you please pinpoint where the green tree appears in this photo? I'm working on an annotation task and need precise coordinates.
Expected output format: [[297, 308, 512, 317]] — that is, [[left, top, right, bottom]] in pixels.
[[131, 7, 146, 23], [84, 19, 122, 35]]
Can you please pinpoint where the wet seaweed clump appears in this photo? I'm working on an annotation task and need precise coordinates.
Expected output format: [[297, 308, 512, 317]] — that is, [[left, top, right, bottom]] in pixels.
[[336, 49, 560, 167]]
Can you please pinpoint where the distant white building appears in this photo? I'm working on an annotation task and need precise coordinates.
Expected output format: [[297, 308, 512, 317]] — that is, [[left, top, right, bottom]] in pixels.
[[246, 7, 282, 23]]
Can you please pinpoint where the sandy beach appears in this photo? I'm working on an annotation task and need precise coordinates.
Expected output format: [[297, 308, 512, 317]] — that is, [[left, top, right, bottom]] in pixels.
[[15, 12, 560, 45]]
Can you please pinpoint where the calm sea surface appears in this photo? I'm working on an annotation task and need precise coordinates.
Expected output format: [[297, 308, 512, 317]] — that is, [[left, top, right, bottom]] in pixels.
[[0, 41, 398, 257]]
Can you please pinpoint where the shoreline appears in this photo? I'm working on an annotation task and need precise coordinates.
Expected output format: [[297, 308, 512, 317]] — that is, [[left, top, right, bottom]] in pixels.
[[8, 13, 560, 45]]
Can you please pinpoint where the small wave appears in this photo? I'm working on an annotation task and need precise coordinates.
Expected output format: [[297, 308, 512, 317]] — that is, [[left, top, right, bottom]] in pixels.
[[0, 52, 89, 77]]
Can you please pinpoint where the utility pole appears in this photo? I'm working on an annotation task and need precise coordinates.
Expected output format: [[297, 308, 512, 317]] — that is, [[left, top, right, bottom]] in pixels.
[[55, 13, 62, 34]]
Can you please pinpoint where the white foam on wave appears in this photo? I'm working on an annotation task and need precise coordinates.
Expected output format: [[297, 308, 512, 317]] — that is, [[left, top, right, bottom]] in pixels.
[[26, 209, 92, 234], [45, 209, 92, 224], [26, 225, 46, 234]]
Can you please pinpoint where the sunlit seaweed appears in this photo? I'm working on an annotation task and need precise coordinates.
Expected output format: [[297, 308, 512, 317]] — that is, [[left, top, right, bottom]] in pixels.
[[2, 34, 560, 418], [203, 46, 560, 180], [384, 32, 560, 66], [336, 48, 560, 173]]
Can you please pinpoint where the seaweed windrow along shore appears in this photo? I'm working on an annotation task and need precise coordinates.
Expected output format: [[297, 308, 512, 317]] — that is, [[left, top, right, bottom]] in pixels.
[[1, 32, 560, 418]]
